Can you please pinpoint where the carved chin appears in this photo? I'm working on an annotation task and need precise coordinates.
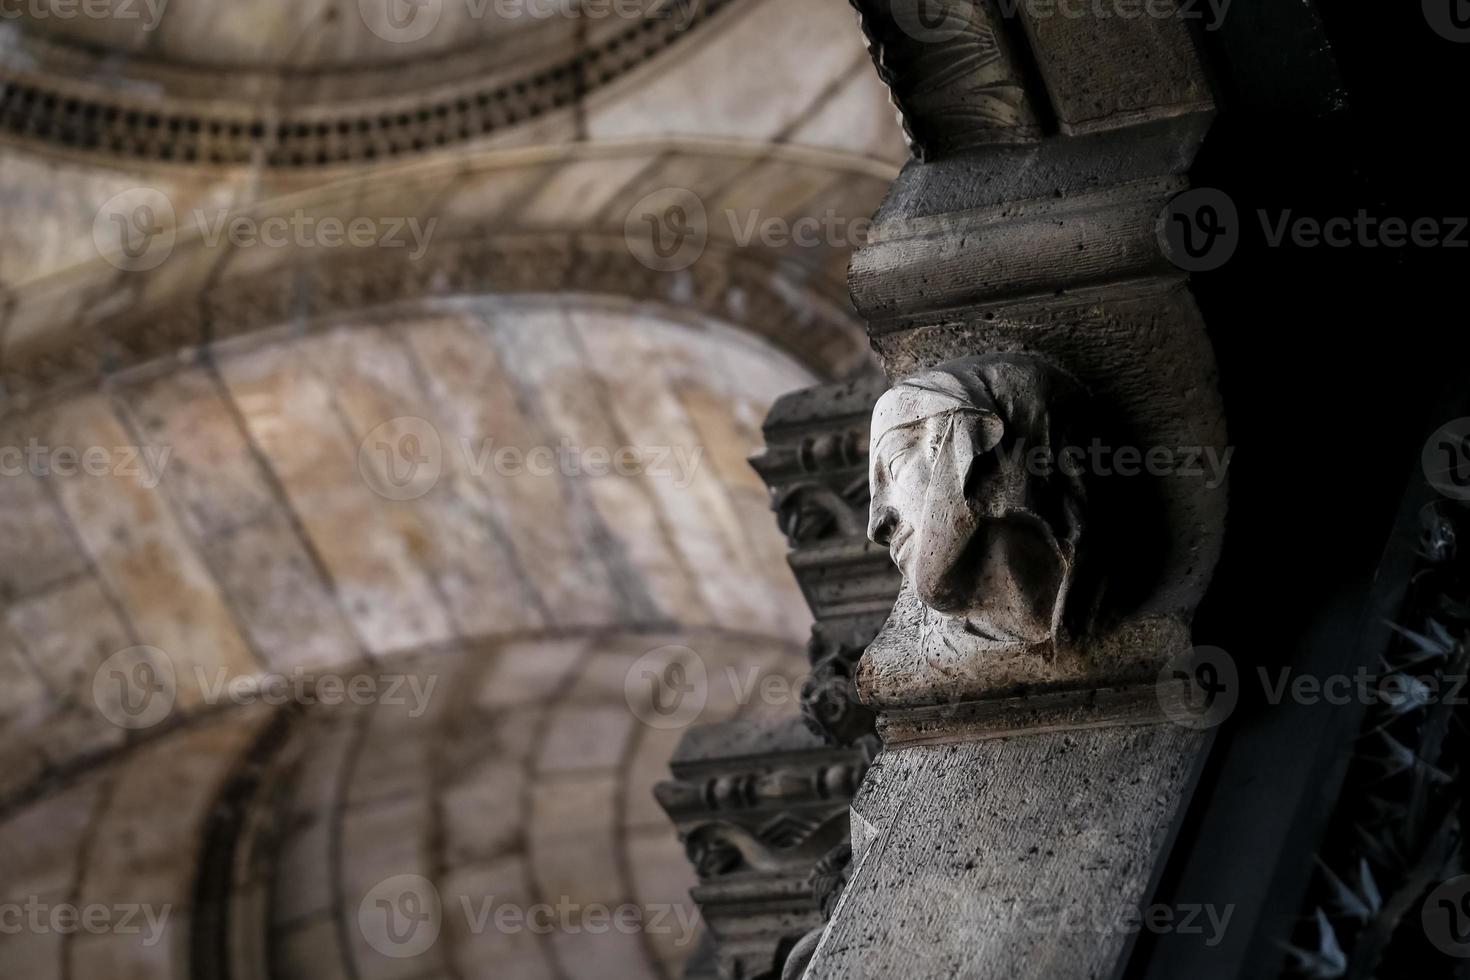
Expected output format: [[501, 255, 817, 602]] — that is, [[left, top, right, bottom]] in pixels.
[[911, 523, 1068, 638], [910, 564, 973, 615]]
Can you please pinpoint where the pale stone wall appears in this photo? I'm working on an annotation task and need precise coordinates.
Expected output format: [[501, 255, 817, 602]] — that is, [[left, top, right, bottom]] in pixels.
[[0, 295, 820, 979]]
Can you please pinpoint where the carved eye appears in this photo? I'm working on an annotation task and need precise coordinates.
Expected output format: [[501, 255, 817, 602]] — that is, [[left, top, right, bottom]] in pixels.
[[887, 448, 912, 479]]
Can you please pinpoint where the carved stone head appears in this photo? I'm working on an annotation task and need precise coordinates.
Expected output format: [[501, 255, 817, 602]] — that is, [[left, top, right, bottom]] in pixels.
[[867, 354, 1088, 649]]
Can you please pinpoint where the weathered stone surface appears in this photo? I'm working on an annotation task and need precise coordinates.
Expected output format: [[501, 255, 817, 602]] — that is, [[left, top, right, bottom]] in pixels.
[[806, 723, 1207, 979]]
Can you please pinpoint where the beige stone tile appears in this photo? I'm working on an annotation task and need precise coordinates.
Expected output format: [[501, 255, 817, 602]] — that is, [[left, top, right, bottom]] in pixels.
[[404, 314, 622, 630], [528, 826, 624, 910], [34, 702, 127, 767], [281, 709, 361, 824], [345, 708, 438, 808], [78, 711, 270, 911], [217, 340, 454, 655], [0, 454, 86, 601], [0, 732, 47, 804], [0, 778, 102, 901], [443, 858, 557, 980], [0, 625, 52, 729], [621, 726, 687, 833], [784, 59, 910, 167], [572, 312, 788, 633], [625, 830, 700, 933], [6, 575, 134, 702], [112, 365, 278, 539], [68, 922, 183, 980], [443, 702, 544, 776], [41, 395, 259, 710], [529, 773, 618, 842], [510, 157, 658, 229], [275, 915, 352, 980], [199, 511, 361, 672], [537, 704, 634, 774], [549, 928, 660, 980], [309, 323, 545, 639], [272, 816, 336, 926], [586, 0, 862, 149], [340, 795, 433, 910], [0, 922, 64, 980], [673, 383, 768, 498], [442, 757, 523, 867], [492, 308, 706, 626], [474, 638, 587, 709]]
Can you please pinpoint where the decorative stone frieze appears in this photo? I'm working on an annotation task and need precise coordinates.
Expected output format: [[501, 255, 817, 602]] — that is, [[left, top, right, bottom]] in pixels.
[[654, 718, 872, 980]]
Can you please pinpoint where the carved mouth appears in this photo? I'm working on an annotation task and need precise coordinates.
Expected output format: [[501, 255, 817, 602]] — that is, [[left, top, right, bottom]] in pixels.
[[890, 526, 914, 565]]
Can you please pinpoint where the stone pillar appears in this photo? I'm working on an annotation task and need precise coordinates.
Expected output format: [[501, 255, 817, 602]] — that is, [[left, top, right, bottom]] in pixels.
[[799, 3, 1229, 978], [656, 377, 900, 980]]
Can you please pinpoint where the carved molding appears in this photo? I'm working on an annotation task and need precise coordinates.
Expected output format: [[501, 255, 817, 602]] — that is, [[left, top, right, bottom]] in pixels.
[[847, 0, 1041, 160], [0, 0, 735, 168], [654, 718, 872, 980]]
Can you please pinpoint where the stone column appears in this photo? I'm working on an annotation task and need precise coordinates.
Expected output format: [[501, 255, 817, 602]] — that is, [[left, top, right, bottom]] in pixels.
[[656, 377, 900, 980], [800, 3, 1229, 978]]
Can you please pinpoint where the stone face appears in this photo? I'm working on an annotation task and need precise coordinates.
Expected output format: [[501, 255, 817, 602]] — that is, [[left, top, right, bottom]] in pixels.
[[867, 356, 1090, 659]]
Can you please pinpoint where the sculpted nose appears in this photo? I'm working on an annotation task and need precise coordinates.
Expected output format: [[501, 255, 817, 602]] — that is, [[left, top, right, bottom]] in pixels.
[[868, 501, 898, 547]]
